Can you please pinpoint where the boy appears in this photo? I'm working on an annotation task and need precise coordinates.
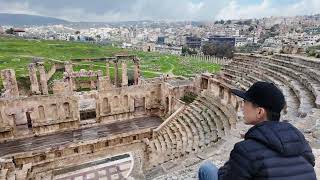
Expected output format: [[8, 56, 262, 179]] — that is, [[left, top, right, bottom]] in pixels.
[[198, 81, 316, 180]]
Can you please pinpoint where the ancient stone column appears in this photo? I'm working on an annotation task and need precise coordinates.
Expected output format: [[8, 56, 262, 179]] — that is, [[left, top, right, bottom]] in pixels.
[[114, 61, 119, 87], [106, 62, 110, 81], [28, 63, 40, 95], [37, 62, 48, 95], [64, 61, 73, 73], [1, 69, 19, 98], [121, 61, 128, 87], [64, 61, 76, 90], [134, 62, 141, 85], [89, 64, 96, 90]]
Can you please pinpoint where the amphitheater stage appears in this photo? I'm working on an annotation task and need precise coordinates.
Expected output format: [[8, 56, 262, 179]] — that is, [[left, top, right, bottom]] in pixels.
[[0, 116, 163, 157], [53, 153, 133, 180]]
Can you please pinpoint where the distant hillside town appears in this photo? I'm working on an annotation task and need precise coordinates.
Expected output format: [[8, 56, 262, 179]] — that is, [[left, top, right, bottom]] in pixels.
[[1, 14, 320, 58]]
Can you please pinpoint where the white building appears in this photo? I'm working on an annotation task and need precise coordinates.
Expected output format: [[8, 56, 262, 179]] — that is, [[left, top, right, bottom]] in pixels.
[[155, 45, 182, 55], [235, 37, 248, 47], [122, 42, 133, 49]]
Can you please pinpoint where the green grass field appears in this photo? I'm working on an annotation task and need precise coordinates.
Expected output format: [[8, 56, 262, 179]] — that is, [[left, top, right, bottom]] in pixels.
[[0, 36, 221, 89]]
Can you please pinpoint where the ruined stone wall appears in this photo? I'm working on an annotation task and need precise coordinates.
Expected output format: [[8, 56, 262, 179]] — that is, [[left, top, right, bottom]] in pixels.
[[144, 74, 241, 169], [0, 94, 80, 140], [161, 81, 195, 115], [97, 83, 163, 123], [52, 80, 73, 95], [207, 78, 242, 112], [0, 77, 197, 141], [0, 131, 152, 179]]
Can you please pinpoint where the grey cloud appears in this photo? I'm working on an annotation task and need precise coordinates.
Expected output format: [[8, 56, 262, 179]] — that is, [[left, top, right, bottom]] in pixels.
[[1, 0, 318, 22]]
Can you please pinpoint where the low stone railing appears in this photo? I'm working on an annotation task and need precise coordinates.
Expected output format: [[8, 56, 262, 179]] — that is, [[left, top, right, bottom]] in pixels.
[[153, 105, 186, 136]]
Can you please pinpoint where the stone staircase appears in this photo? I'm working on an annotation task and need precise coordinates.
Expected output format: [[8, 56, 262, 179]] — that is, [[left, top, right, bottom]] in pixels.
[[145, 90, 239, 175]]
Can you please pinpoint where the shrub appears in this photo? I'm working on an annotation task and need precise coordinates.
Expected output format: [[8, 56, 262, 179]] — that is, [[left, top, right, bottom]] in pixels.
[[180, 92, 197, 104]]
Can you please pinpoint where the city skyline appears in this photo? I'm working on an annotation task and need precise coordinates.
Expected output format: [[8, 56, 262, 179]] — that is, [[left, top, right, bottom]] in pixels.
[[0, 0, 319, 22]]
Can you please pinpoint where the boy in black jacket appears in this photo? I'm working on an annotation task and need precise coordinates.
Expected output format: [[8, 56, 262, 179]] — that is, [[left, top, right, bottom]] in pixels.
[[198, 81, 317, 180]]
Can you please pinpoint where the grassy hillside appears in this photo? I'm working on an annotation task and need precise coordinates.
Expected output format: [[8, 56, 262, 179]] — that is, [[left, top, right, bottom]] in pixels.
[[0, 36, 221, 89]]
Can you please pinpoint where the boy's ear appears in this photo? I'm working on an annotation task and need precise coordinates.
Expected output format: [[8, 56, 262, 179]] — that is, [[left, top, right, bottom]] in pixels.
[[257, 107, 265, 117]]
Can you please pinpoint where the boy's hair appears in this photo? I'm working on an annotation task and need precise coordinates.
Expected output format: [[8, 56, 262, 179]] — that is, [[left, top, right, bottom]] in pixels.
[[266, 110, 281, 121], [252, 103, 281, 121]]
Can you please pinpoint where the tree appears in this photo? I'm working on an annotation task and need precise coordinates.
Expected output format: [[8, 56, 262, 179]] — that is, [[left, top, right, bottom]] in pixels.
[[248, 26, 255, 32], [180, 92, 197, 104], [5, 28, 14, 34], [69, 36, 75, 41], [236, 21, 243, 25], [243, 20, 252, 26], [182, 46, 197, 56], [85, 37, 95, 41], [75, 31, 80, 35], [182, 46, 188, 55], [270, 24, 280, 32], [202, 43, 235, 58]]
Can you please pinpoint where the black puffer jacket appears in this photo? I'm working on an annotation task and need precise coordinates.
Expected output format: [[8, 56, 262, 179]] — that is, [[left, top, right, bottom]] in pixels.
[[218, 121, 316, 180]]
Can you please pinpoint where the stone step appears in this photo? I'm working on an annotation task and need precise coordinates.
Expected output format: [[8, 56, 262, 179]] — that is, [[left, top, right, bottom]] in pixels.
[[233, 55, 320, 110], [164, 126, 177, 160], [200, 96, 231, 133], [261, 60, 318, 101], [170, 123, 183, 158], [184, 109, 205, 148], [187, 106, 210, 134], [162, 132, 173, 159], [221, 75, 249, 90], [197, 98, 226, 137], [227, 58, 310, 116], [222, 71, 252, 88], [190, 104, 218, 137], [202, 92, 237, 128], [225, 61, 300, 116], [192, 102, 218, 142], [176, 117, 193, 153], [259, 61, 315, 115], [187, 106, 211, 145], [172, 120, 188, 155], [272, 54, 320, 69], [181, 114, 200, 152], [157, 132, 167, 153]]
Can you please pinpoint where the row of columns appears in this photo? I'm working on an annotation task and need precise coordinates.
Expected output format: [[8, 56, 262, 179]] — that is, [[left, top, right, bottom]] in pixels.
[[106, 56, 140, 88], [63, 62, 103, 91], [60, 56, 141, 92], [26, 56, 141, 96], [1, 61, 49, 98], [105, 60, 128, 88], [28, 62, 48, 95], [187, 55, 231, 65]]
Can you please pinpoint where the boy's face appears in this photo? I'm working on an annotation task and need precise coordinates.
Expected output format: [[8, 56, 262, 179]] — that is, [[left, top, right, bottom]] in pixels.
[[243, 100, 266, 125]]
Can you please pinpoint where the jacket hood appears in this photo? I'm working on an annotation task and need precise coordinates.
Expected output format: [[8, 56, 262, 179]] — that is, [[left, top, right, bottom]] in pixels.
[[245, 121, 308, 157]]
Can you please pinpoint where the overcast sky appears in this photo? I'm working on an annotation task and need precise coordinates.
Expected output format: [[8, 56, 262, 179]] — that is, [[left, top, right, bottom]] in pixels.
[[0, 0, 319, 22]]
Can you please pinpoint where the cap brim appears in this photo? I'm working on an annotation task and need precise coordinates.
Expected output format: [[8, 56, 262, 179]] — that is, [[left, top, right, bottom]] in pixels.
[[231, 89, 248, 100]]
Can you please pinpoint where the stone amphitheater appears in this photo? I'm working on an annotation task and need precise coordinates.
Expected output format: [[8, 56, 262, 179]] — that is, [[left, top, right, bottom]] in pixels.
[[0, 54, 318, 180]]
